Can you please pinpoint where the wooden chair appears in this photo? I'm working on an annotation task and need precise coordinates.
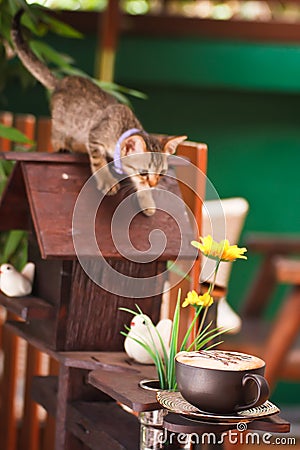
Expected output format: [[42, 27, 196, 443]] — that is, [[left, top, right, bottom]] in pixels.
[[162, 140, 207, 339], [220, 233, 300, 390], [0, 111, 56, 450]]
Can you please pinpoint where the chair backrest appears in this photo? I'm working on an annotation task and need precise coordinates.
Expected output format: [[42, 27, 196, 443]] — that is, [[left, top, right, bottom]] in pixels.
[[201, 197, 249, 289]]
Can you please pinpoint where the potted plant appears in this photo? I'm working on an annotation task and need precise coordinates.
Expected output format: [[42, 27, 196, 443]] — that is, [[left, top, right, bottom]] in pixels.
[[121, 234, 247, 390]]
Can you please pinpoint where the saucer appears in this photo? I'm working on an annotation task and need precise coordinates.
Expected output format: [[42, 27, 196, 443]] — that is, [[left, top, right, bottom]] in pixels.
[[156, 391, 280, 424]]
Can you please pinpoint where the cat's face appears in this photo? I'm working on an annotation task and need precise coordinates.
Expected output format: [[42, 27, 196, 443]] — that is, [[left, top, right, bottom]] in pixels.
[[122, 151, 168, 190], [121, 134, 187, 190]]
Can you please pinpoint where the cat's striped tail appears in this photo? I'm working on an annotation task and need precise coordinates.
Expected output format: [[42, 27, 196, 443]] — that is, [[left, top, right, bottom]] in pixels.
[[11, 9, 57, 90]]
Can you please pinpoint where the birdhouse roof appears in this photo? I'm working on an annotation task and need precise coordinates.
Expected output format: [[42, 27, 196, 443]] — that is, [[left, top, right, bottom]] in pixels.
[[0, 152, 197, 261]]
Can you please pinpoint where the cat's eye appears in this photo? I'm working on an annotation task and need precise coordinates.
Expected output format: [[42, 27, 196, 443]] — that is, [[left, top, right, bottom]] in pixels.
[[139, 170, 148, 177]]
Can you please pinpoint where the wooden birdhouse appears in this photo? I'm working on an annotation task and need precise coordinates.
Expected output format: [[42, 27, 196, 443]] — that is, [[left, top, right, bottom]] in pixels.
[[0, 150, 200, 351]]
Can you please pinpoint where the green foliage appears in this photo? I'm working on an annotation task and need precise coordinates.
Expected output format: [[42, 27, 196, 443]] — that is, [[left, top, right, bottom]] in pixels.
[[0, 1, 145, 107], [0, 157, 28, 271], [0, 230, 28, 270], [0, 0, 85, 107], [0, 123, 34, 144]]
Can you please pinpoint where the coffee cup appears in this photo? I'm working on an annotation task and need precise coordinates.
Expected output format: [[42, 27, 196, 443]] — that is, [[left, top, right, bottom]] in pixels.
[[175, 350, 270, 414]]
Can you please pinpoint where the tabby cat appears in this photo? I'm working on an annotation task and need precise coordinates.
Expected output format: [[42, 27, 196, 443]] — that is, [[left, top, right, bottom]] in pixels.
[[11, 10, 187, 215]]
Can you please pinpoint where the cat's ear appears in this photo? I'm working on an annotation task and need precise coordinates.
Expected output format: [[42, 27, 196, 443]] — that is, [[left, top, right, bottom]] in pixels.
[[163, 135, 188, 155], [123, 135, 146, 155]]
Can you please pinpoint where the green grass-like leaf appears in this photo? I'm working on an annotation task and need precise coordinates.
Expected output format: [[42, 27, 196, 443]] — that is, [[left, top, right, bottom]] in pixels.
[[0, 124, 34, 144], [0, 230, 26, 264], [167, 289, 181, 390], [167, 260, 191, 281], [119, 306, 139, 316], [119, 290, 228, 390], [120, 329, 167, 388], [180, 305, 203, 352]]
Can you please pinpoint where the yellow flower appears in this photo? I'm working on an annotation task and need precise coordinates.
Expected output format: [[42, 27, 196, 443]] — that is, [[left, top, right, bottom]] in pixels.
[[191, 235, 247, 262], [182, 290, 214, 308]]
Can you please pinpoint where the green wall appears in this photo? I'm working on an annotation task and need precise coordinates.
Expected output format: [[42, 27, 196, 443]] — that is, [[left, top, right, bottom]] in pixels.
[[5, 33, 300, 405]]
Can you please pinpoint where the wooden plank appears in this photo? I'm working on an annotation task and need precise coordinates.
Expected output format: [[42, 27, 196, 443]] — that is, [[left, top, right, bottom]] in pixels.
[[121, 14, 300, 44], [88, 366, 159, 412], [0, 293, 54, 321], [245, 233, 300, 253], [0, 152, 88, 163], [57, 351, 141, 371], [67, 401, 139, 450], [21, 162, 196, 260], [0, 151, 188, 166], [5, 321, 57, 358], [58, 10, 300, 43]]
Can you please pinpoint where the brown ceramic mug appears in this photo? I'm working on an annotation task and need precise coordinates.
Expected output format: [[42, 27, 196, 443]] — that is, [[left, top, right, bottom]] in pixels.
[[175, 350, 270, 414]]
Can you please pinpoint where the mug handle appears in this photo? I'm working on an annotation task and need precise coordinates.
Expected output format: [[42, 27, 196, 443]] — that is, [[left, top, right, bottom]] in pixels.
[[235, 373, 270, 412]]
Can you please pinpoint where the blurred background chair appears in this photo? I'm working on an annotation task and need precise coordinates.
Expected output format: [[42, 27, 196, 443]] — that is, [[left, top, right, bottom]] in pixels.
[[221, 233, 300, 390], [200, 197, 250, 333]]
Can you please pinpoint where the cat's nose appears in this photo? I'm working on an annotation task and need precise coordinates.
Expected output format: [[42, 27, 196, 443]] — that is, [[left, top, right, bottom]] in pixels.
[[148, 174, 158, 187]]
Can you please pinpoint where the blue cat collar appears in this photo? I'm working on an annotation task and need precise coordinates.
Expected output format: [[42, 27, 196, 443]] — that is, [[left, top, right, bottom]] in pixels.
[[113, 128, 141, 175]]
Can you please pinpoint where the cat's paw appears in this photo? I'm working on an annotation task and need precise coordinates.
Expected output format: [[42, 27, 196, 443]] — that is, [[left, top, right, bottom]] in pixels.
[[106, 183, 120, 196], [143, 206, 156, 216], [95, 173, 120, 195], [136, 189, 156, 216]]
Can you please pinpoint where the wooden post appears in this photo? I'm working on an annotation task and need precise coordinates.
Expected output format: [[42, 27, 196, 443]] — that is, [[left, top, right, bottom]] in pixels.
[[0, 111, 13, 151], [0, 313, 21, 450], [42, 358, 59, 450], [96, 0, 120, 82], [19, 344, 44, 450], [15, 114, 36, 149], [37, 117, 53, 153]]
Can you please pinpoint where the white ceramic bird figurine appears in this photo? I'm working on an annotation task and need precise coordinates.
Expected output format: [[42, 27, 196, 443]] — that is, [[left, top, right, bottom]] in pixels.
[[124, 314, 172, 364], [0, 262, 35, 297]]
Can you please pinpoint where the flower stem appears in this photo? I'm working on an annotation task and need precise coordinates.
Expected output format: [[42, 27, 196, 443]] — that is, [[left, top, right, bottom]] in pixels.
[[197, 305, 209, 345], [208, 259, 221, 295], [196, 259, 221, 347]]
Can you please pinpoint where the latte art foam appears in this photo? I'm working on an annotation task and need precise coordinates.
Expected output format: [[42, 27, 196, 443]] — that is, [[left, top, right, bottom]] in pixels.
[[176, 350, 265, 371]]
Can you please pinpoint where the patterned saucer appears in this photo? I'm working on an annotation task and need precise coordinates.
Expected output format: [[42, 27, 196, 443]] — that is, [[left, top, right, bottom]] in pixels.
[[156, 391, 280, 424]]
